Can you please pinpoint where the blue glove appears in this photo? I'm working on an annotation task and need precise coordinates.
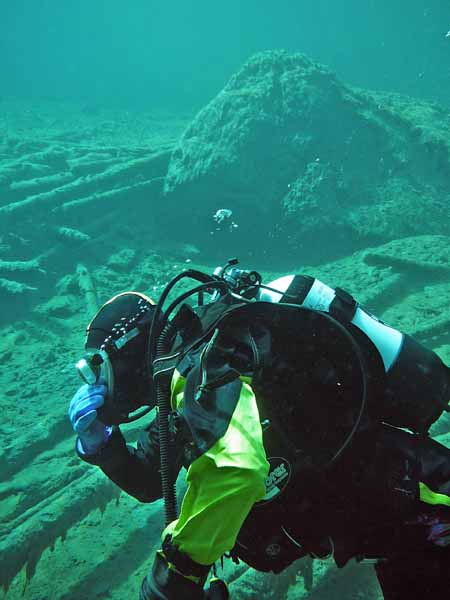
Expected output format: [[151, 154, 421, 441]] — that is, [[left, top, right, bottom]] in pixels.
[[68, 379, 112, 455]]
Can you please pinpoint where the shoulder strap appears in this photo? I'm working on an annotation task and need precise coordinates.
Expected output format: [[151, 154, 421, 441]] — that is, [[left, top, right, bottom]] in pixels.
[[330, 287, 358, 322]]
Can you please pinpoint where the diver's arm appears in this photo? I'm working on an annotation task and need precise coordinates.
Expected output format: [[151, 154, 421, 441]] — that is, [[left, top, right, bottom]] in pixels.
[[167, 373, 269, 566], [78, 414, 183, 503]]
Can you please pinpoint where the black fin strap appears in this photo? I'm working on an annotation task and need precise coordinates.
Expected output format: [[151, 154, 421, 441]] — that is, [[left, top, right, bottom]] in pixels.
[[162, 535, 211, 577]]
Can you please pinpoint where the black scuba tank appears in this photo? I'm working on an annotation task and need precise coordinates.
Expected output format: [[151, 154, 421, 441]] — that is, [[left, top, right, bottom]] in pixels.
[[258, 274, 450, 434]]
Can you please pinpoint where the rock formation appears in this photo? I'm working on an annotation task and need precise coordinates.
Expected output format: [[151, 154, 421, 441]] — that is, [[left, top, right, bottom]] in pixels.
[[163, 50, 450, 265]]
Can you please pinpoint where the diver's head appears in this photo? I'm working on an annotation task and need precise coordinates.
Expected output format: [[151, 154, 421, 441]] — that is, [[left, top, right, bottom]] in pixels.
[[76, 291, 156, 425]]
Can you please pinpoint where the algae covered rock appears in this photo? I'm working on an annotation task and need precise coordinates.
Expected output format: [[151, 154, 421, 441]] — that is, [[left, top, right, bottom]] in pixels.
[[163, 50, 450, 265]]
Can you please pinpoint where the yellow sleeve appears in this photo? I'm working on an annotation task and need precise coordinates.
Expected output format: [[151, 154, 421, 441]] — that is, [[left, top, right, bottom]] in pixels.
[[164, 380, 269, 565]]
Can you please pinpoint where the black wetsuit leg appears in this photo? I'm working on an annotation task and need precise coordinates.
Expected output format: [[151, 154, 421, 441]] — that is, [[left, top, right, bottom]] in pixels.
[[374, 548, 450, 599]]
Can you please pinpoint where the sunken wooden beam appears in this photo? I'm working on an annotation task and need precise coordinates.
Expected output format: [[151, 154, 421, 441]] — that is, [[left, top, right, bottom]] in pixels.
[[0, 148, 172, 217], [77, 263, 99, 317]]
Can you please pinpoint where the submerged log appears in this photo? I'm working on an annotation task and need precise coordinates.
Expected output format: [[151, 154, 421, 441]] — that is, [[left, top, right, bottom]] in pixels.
[[77, 263, 99, 317], [0, 278, 38, 294], [56, 176, 164, 213], [0, 148, 172, 217], [0, 258, 44, 274], [0, 470, 120, 593]]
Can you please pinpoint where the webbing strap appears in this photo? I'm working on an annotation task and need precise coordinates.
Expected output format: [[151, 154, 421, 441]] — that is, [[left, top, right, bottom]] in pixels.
[[329, 287, 357, 322]]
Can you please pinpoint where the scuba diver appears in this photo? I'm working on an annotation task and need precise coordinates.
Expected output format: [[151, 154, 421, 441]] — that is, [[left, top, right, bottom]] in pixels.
[[69, 260, 450, 600]]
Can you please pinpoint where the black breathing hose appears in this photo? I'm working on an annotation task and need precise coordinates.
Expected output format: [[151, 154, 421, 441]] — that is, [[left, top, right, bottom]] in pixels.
[[155, 319, 178, 526], [148, 269, 228, 528], [148, 267, 254, 527]]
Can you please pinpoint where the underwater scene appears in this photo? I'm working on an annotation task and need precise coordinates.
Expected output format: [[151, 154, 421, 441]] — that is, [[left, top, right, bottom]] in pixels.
[[1, 2, 450, 599]]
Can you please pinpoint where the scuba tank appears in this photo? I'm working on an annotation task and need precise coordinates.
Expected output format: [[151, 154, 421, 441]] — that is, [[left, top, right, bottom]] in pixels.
[[258, 274, 450, 434]]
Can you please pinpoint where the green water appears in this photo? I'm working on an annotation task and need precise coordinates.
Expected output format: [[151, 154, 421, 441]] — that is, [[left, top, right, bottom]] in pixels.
[[1, 2, 449, 599]]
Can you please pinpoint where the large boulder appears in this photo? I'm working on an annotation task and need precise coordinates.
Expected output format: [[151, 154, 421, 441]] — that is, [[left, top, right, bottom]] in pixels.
[[163, 50, 450, 266]]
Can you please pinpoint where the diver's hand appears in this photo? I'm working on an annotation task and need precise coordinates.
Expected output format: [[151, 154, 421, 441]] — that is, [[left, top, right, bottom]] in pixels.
[[68, 380, 112, 455]]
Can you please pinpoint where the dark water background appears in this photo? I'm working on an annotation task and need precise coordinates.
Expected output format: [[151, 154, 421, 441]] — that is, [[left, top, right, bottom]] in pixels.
[[1, 0, 450, 110]]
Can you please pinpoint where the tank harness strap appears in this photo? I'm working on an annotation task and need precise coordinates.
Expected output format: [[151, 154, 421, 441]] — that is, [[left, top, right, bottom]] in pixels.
[[329, 287, 357, 322], [286, 275, 315, 304]]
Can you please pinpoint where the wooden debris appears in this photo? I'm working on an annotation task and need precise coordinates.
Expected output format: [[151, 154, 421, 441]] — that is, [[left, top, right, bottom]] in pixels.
[[364, 252, 450, 274], [0, 470, 120, 593], [0, 148, 172, 217], [56, 227, 90, 242], [56, 177, 164, 213], [411, 316, 450, 342], [77, 264, 99, 316], [0, 258, 44, 274], [0, 278, 37, 294], [8, 172, 74, 196]]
